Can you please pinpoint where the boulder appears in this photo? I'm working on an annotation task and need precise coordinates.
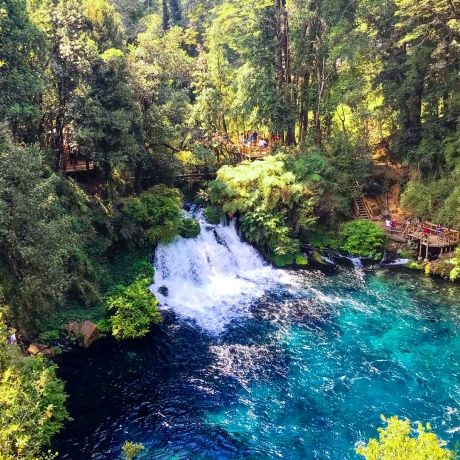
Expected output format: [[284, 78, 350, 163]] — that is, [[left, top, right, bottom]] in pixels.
[[65, 321, 81, 335], [64, 320, 101, 348], [79, 320, 100, 348], [27, 342, 54, 357]]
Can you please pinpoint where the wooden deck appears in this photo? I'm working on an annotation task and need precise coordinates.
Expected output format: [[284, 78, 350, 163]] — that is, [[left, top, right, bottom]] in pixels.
[[62, 160, 96, 173], [238, 144, 271, 160], [393, 221, 460, 260], [405, 222, 459, 248]]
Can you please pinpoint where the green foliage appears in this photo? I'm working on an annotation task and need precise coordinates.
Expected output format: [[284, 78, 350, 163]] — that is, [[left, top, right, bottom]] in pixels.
[[122, 441, 144, 460], [0, 316, 69, 459], [449, 249, 460, 282], [208, 154, 317, 261], [106, 277, 162, 340], [178, 217, 201, 239], [0, 0, 45, 136], [122, 185, 185, 245], [204, 206, 223, 225], [401, 179, 460, 230], [339, 220, 386, 261], [0, 128, 85, 333], [356, 415, 453, 459], [306, 230, 341, 250]]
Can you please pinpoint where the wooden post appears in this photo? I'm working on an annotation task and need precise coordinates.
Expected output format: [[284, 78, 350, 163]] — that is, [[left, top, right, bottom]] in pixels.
[[418, 240, 423, 261], [425, 240, 429, 262]]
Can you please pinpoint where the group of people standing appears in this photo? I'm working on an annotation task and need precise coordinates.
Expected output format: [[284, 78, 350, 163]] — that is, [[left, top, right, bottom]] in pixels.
[[386, 217, 451, 242], [240, 131, 281, 148]]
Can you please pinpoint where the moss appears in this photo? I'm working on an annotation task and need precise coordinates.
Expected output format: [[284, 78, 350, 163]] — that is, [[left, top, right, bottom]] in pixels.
[[295, 253, 308, 266], [272, 252, 308, 268], [311, 251, 325, 265], [407, 261, 424, 271], [272, 253, 295, 267]]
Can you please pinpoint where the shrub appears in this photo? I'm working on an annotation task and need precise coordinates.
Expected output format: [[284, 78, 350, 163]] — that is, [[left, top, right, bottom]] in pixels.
[[123, 185, 184, 245], [449, 248, 460, 281], [356, 415, 453, 459], [339, 220, 386, 260], [178, 217, 201, 239], [0, 316, 69, 459], [208, 154, 317, 261], [122, 441, 145, 460], [204, 206, 223, 225], [106, 277, 162, 339]]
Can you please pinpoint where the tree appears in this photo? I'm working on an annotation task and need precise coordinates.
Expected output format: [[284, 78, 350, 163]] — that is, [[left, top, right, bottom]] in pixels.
[[339, 220, 386, 261], [0, 315, 69, 459], [0, 0, 45, 140], [357, 415, 454, 460], [73, 48, 142, 197], [0, 127, 82, 333]]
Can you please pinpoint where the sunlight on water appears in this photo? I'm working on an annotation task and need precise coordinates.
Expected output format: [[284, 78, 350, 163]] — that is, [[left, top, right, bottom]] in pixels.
[[53, 218, 460, 459], [151, 211, 293, 332]]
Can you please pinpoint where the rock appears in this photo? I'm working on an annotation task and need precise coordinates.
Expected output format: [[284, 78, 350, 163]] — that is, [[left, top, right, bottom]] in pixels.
[[64, 320, 101, 348], [27, 342, 54, 357], [65, 321, 81, 335], [79, 320, 100, 348]]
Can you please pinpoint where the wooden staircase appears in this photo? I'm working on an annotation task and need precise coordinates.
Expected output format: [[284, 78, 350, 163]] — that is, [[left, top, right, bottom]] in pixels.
[[353, 181, 373, 220]]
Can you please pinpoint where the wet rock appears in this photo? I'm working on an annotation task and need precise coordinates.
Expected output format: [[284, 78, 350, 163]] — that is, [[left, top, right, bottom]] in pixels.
[[80, 320, 100, 348], [64, 320, 101, 348], [27, 342, 54, 357], [159, 286, 169, 297]]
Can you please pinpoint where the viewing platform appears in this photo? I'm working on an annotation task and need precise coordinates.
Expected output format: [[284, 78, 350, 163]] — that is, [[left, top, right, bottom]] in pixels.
[[387, 221, 460, 260], [237, 143, 271, 160]]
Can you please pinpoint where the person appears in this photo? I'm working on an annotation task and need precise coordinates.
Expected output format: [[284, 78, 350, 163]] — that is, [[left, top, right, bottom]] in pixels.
[[423, 225, 430, 238], [385, 219, 391, 233], [437, 223, 443, 239], [390, 218, 397, 233], [258, 138, 268, 148]]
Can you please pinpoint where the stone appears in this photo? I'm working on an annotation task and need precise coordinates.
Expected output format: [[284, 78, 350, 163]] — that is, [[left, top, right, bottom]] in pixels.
[[65, 321, 81, 335], [27, 342, 54, 357], [79, 320, 100, 348]]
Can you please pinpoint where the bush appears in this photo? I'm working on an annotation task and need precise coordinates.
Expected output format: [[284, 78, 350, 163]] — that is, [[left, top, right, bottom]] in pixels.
[[0, 316, 69, 459], [122, 441, 145, 460], [339, 220, 386, 260], [356, 415, 453, 459], [178, 217, 201, 239], [204, 206, 223, 225], [106, 277, 162, 339], [208, 154, 317, 260], [123, 185, 185, 245]]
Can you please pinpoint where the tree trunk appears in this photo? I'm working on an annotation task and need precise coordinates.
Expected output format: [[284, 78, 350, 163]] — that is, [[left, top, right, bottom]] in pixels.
[[299, 72, 310, 143]]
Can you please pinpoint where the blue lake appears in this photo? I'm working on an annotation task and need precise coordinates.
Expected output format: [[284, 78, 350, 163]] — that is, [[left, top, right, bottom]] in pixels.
[[53, 266, 460, 459]]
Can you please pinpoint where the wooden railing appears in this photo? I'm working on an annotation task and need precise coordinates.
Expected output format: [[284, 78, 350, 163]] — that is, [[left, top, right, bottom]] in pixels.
[[354, 181, 373, 219], [405, 221, 460, 244], [238, 144, 271, 159]]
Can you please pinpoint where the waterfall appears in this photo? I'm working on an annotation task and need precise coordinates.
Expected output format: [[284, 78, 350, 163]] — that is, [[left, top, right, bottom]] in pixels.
[[151, 210, 286, 332]]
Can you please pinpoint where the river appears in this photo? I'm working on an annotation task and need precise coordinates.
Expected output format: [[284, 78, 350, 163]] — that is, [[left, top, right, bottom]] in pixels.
[[52, 215, 460, 459]]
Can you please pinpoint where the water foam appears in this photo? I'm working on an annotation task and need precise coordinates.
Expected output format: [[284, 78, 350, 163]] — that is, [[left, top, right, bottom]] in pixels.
[[151, 211, 288, 332]]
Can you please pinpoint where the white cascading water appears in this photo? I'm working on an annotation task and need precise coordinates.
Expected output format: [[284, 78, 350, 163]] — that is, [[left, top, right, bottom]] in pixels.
[[151, 210, 288, 333]]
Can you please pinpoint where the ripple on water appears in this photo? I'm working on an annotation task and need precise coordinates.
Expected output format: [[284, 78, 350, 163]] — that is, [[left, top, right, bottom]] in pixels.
[[53, 266, 460, 459]]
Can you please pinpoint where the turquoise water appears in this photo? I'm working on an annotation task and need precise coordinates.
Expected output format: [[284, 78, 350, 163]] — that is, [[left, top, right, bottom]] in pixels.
[[53, 267, 460, 458]]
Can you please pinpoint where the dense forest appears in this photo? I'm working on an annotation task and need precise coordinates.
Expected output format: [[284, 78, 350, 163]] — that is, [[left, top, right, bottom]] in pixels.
[[0, 0, 459, 457]]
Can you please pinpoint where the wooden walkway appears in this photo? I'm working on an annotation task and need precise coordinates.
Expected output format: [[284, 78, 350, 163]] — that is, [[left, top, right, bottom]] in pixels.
[[388, 221, 460, 260], [353, 181, 373, 220]]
